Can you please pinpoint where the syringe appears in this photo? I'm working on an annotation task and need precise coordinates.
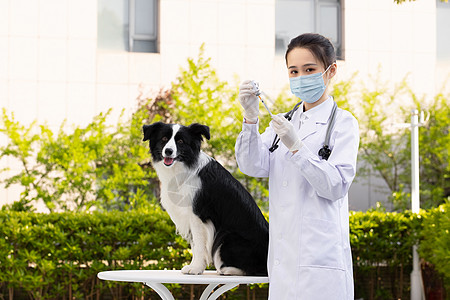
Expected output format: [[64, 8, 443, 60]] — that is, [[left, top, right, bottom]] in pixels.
[[251, 81, 273, 117]]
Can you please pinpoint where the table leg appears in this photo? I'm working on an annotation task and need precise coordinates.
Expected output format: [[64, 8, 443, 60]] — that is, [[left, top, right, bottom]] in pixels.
[[199, 284, 219, 300], [206, 283, 239, 300], [145, 282, 175, 300]]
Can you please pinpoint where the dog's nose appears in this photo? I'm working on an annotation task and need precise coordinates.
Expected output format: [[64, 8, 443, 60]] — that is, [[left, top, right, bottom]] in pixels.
[[165, 148, 173, 156]]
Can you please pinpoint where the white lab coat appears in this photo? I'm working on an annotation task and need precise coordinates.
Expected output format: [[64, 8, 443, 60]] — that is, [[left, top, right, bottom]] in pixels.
[[235, 97, 359, 299]]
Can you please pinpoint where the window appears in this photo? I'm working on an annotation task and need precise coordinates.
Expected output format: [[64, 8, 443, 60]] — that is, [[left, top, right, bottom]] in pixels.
[[275, 0, 342, 59], [98, 0, 158, 53], [437, 0, 450, 61]]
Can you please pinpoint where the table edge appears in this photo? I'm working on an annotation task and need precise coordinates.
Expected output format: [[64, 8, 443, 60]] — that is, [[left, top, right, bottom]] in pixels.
[[97, 270, 269, 285]]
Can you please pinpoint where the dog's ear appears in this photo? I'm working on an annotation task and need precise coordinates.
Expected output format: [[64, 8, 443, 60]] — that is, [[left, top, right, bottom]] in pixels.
[[143, 122, 163, 142], [188, 123, 210, 141]]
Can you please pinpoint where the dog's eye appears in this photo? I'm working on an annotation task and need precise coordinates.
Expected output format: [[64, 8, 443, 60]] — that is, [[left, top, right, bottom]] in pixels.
[[177, 139, 184, 144], [162, 137, 168, 142]]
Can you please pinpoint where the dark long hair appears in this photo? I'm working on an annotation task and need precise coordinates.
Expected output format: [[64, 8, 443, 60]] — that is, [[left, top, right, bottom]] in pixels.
[[285, 33, 336, 69]]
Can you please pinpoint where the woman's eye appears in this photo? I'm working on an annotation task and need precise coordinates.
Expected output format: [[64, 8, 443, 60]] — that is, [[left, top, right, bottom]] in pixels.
[[290, 70, 298, 75], [162, 137, 168, 142]]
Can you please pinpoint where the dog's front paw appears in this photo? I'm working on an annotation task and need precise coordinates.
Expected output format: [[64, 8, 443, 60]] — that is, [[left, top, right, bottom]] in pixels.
[[181, 264, 205, 275]]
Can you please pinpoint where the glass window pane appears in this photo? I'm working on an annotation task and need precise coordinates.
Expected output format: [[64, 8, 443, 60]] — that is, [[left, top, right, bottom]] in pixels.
[[275, 0, 314, 54], [318, 4, 338, 46], [133, 40, 157, 53], [98, 0, 157, 53], [437, 0, 450, 60], [135, 0, 156, 37], [98, 0, 129, 51]]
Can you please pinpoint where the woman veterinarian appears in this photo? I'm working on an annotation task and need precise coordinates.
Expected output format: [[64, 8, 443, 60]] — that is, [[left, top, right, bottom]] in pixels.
[[235, 33, 359, 299]]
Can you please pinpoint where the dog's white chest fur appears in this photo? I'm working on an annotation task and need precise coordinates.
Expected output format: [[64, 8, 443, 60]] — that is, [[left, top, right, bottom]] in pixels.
[[154, 152, 211, 240], [154, 152, 216, 273]]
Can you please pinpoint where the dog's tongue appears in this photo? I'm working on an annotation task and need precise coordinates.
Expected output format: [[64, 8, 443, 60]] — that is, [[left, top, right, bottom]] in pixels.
[[164, 157, 174, 166]]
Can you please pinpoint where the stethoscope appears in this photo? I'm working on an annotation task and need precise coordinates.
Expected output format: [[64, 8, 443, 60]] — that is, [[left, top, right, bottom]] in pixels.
[[269, 100, 338, 161]]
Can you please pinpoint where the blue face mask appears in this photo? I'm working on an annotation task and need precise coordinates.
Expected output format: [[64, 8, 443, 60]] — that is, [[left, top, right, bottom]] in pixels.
[[289, 65, 332, 103]]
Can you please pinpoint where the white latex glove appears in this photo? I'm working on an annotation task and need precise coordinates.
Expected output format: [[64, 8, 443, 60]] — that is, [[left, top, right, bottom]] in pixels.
[[271, 114, 303, 152], [238, 80, 259, 123]]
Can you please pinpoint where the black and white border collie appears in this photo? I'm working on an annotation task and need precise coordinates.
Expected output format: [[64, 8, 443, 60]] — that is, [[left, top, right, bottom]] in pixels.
[[143, 122, 268, 276]]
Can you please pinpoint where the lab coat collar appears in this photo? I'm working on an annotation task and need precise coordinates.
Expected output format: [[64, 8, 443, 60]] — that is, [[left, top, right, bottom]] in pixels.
[[295, 97, 335, 141], [302, 96, 335, 123]]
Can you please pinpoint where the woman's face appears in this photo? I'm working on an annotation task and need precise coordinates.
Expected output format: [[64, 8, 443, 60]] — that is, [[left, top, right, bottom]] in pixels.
[[286, 47, 326, 78], [286, 47, 337, 109]]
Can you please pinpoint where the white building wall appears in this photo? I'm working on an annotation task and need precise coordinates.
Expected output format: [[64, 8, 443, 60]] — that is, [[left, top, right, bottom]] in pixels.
[[343, 0, 436, 96], [0, 0, 447, 210], [158, 0, 276, 92]]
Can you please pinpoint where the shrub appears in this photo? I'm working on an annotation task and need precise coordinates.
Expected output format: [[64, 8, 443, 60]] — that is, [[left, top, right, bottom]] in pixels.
[[0, 206, 190, 299], [350, 209, 422, 299], [418, 201, 450, 291], [0, 208, 448, 299], [0, 109, 156, 212]]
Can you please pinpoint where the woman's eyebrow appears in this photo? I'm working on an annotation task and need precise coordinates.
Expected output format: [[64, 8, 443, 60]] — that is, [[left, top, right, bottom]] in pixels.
[[288, 63, 318, 69]]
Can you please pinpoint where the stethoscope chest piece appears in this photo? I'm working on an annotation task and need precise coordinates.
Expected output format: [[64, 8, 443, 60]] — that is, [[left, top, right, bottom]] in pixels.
[[318, 145, 331, 160]]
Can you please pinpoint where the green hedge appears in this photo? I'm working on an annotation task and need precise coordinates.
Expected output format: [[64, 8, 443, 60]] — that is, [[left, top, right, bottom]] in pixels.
[[418, 203, 450, 295], [0, 204, 448, 300], [0, 205, 191, 299], [350, 210, 422, 299]]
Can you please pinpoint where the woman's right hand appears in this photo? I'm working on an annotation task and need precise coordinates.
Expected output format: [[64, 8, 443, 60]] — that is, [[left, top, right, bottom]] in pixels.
[[238, 80, 259, 123]]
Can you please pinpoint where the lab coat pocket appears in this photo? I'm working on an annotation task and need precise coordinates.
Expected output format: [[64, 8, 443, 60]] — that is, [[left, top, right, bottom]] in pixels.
[[299, 217, 344, 269], [296, 266, 346, 299]]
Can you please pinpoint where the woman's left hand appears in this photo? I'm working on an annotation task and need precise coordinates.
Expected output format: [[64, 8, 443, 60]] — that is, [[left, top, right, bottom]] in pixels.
[[271, 115, 303, 152]]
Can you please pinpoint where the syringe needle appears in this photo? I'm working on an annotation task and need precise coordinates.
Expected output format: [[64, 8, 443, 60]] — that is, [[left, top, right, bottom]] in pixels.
[[259, 96, 273, 117], [251, 80, 274, 117]]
